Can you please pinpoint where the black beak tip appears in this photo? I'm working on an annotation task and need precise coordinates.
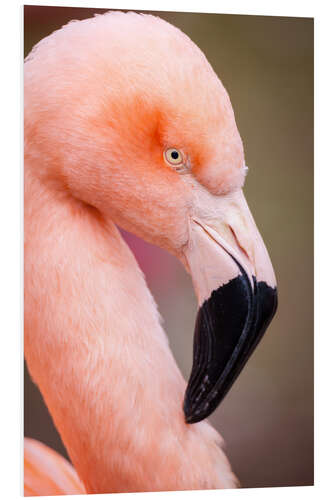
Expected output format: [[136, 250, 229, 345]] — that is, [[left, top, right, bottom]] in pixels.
[[185, 414, 199, 425], [183, 274, 278, 425], [183, 401, 207, 424], [184, 413, 196, 424]]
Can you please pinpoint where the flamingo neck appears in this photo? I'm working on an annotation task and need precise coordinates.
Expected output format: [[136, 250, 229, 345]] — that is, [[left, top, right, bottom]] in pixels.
[[24, 165, 237, 493]]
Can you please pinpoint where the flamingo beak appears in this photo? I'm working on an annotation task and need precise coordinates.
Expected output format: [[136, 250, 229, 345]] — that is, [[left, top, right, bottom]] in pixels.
[[183, 189, 277, 424]]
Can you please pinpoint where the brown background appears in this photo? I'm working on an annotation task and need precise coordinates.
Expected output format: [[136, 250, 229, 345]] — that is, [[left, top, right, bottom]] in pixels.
[[24, 5, 314, 489]]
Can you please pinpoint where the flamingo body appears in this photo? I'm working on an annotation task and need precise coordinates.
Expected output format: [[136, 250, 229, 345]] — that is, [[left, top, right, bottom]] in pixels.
[[24, 11, 276, 495], [24, 438, 85, 496]]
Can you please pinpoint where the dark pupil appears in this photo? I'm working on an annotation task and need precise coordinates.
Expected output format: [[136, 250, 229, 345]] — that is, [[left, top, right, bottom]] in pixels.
[[171, 151, 179, 160]]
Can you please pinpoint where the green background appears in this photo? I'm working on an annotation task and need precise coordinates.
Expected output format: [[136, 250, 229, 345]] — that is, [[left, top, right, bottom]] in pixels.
[[24, 5, 314, 489]]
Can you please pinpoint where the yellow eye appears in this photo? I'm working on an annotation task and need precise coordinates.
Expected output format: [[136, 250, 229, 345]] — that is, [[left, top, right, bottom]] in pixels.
[[164, 148, 184, 166]]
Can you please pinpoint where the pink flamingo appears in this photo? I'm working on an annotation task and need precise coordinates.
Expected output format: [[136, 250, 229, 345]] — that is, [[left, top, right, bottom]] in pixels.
[[24, 12, 277, 496]]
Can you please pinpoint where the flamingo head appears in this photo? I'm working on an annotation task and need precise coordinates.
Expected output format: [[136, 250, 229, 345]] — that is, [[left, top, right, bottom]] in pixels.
[[25, 11, 277, 423]]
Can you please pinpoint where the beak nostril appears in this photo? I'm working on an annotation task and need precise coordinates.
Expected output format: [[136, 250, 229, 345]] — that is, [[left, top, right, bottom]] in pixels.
[[228, 225, 251, 263]]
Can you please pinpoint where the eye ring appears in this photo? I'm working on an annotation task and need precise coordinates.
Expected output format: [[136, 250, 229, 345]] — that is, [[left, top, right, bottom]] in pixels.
[[164, 148, 184, 167]]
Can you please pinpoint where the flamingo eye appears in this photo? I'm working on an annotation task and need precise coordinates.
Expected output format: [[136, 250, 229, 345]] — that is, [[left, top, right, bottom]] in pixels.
[[164, 148, 184, 167]]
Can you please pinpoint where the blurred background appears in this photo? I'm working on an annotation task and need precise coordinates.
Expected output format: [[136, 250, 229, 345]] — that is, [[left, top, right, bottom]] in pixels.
[[24, 5, 313, 489]]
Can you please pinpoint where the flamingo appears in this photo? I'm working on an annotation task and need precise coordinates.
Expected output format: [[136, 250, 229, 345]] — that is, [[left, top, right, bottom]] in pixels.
[[24, 11, 277, 496]]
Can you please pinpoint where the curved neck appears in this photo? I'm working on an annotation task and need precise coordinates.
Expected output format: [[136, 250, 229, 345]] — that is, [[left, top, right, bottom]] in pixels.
[[24, 164, 237, 493]]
